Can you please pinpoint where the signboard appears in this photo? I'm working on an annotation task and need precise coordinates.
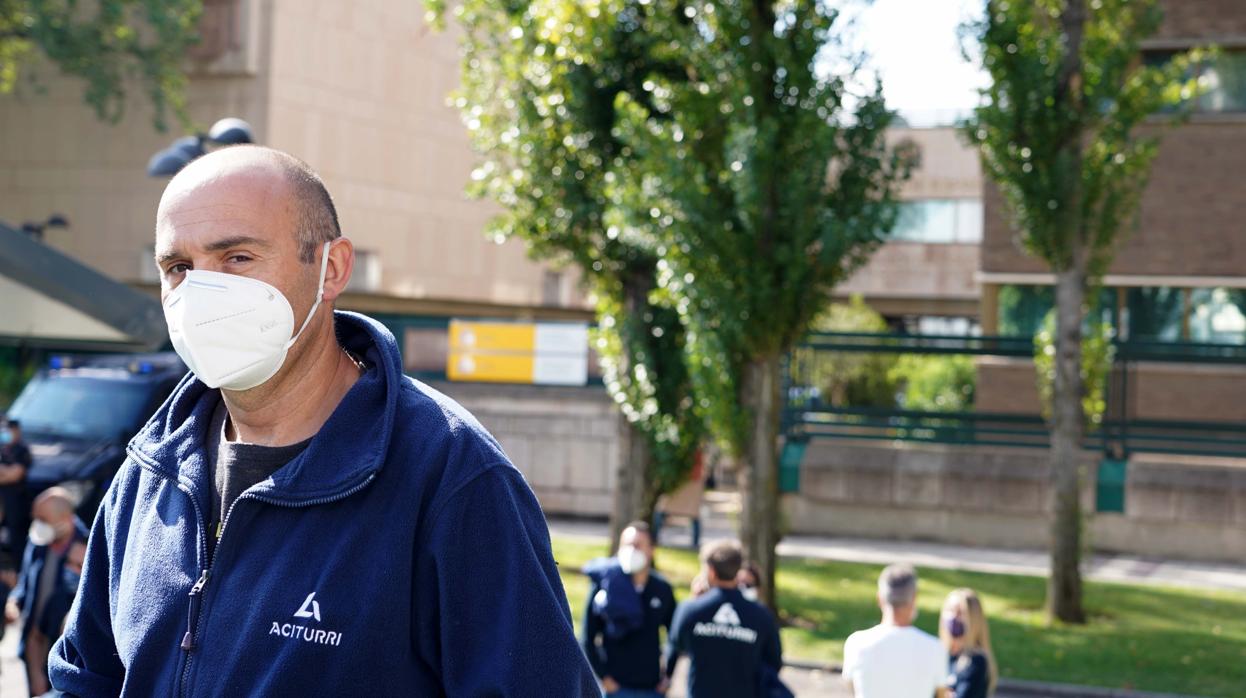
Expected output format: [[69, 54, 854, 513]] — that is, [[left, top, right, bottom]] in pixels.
[[447, 320, 589, 386]]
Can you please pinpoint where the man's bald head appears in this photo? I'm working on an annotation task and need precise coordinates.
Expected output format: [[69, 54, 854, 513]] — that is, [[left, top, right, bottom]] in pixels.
[[160, 145, 340, 263], [34, 486, 75, 521]]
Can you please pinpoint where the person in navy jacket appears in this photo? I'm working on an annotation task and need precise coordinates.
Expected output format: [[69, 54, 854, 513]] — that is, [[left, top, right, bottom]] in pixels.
[[7, 487, 88, 696], [665, 540, 782, 698], [582, 521, 676, 696], [49, 146, 597, 697]]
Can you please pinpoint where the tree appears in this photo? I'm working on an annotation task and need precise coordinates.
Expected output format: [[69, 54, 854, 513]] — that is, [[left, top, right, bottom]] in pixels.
[[0, 0, 202, 130], [623, 1, 912, 608], [963, 0, 1204, 623], [425, 0, 705, 545]]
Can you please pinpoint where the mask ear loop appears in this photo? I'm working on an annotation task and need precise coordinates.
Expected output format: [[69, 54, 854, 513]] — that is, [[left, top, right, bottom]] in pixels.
[[285, 240, 333, 349]]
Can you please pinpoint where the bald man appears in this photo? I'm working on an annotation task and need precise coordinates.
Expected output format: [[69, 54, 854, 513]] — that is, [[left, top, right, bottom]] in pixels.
[[50, 146, 597, 696], [8, 487, 87, 696]]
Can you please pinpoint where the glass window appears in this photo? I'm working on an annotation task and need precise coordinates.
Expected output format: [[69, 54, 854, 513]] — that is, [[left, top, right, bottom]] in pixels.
[[1189, 288, 1246, 345], [998, 285, 1054, 337], [8, 376, 150, 441], [1143, 50, 1246, 114], [1127, 287, 1184, 341], [892, 200, 982, 244], [1199, 52, 1246, 113], [998, 285, 1118, 338]]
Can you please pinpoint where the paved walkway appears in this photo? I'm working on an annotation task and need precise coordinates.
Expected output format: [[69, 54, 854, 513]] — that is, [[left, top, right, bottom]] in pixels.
[[550, 491, 1246, 593]]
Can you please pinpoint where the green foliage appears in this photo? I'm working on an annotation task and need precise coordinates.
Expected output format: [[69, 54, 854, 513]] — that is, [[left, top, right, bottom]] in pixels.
[[593, 273, 703, 501], [0, 348, 36, 410], [790, 297, 898, 409], [427, 0, 706, 498], [963, 0, 1207, 276], [622, 0, 913, 454], [0, 0, 201, 130], [1035, 309, 1114, 427], [891, 354, 976, 413]]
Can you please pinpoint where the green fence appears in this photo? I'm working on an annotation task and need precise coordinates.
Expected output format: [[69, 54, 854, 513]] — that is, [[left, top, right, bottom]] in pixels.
[[782, 332, 1246, 459]]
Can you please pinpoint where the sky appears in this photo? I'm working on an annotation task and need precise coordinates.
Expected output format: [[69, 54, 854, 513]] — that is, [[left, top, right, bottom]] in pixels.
[[838, 0, 990, 125]]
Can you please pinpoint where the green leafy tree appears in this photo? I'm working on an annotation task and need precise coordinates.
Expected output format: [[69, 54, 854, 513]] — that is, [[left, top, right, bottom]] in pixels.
[[0, 0, 202, 129], [963, 0, 1204, 622], [425, 0, 706, 544], [891, 354, 975, 413], [620, 1, 912, 607]]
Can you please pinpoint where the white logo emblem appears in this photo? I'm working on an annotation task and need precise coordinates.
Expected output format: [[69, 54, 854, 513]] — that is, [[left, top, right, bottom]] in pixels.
[[294, 592, 322, 622], [650, 597, 662, 610], [712, 603, 741, 626]]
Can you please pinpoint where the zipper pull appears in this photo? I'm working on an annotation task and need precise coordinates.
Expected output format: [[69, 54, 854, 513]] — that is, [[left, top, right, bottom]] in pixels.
[[181, 569, 210, 652]]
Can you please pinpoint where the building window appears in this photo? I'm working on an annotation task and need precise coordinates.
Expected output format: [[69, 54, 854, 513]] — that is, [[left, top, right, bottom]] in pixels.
[[1126, 287, 1184, 342], [1144, 50, 1246, 114], [346, 250, 382, 293], [998, 284, 1246, 345], [998, 285, 1117, 339], [891, 199, 982, 244], [1189, 288, 1246, 344]]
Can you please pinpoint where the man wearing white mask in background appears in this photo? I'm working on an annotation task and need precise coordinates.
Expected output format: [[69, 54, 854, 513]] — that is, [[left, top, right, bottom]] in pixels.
[[50, 145, 597, 696], [7, 487, 86, 696], [583, 522, 676, 697]]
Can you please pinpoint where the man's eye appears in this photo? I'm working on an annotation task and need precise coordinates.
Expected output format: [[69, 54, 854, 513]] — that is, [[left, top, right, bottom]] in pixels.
[[167, 263, 191, 275], [227, 254, 252, 263]]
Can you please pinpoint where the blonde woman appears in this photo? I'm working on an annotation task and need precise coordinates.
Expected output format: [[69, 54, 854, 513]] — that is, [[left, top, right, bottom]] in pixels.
[[939, 589, 998, 698]]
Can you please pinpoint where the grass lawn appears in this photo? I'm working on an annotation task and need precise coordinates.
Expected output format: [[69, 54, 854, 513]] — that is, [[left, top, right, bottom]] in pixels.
[[553, 535, 1246, 697]]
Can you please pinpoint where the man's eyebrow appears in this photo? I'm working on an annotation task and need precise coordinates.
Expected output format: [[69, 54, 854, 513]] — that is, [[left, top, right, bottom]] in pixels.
[[154, 235, 271, 266]]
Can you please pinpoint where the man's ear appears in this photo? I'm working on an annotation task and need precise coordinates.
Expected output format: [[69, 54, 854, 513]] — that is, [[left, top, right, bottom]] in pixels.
[[321, 237, 355, 303]]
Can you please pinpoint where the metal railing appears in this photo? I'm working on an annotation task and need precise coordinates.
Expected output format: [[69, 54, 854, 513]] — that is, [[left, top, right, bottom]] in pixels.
[[783, 332, 1246, 459]]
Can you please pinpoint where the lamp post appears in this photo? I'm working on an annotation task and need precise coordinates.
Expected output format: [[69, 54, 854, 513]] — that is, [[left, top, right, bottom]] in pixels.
[[18, 214, 69, 241], [146, 117, 255, 177]]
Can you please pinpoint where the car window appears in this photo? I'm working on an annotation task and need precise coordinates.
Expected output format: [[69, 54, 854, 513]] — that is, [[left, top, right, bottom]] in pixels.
[[9, 376, 152, 441]]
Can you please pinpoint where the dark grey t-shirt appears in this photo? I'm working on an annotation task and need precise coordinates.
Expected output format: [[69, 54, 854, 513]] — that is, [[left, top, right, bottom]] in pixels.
[[205, 401, 310, 555]]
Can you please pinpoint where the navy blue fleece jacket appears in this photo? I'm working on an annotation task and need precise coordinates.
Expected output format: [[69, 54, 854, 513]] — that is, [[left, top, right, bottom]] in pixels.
[[49, 312, 597, 697]]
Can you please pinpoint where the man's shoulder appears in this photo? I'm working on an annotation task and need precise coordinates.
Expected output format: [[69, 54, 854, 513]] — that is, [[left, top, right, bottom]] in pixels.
[[648, 571, 675, 594], [391, 377, 518, 490]]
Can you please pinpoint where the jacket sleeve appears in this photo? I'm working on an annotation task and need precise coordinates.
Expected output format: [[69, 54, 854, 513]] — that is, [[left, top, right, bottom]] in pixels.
[[581, 577, 607, 679], [48, 486, 125, 697], [664, 601, 687, 679], [414, 463, 598, 697], [10, 541, 33, 609]]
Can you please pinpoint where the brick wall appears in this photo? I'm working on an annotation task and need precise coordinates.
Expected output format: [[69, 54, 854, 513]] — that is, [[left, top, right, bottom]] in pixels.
[[983, 121, 1246, 276], [1154, 0, 1246, 41], [786, 439, 1246, 562]]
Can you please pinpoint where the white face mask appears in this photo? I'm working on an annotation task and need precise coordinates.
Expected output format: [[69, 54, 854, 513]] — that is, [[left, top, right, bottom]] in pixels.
[[617, 545, 648, 574], [163, 242, 331, 391], [741, 587, 759, 602], [29, 519, 57, 547]]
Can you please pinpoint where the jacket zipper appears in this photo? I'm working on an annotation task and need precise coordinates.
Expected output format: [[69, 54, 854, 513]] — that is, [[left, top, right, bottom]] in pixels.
[[175, 472, 377, 698]]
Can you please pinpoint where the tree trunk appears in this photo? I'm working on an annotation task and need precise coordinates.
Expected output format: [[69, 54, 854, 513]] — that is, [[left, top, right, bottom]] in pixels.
[[607, 271, 658, 553], [739, 353, 782, 611], [1048, 266, 1087, 624], [609, 415, 651, 553]]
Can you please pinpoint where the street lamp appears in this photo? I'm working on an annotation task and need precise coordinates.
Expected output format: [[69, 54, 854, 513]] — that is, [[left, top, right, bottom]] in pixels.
[[19, 214, 69, 240], [146, 117, 255, 177]]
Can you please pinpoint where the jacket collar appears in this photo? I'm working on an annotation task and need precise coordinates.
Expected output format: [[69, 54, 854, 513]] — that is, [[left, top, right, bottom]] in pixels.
[[126, 312, 402, 507]]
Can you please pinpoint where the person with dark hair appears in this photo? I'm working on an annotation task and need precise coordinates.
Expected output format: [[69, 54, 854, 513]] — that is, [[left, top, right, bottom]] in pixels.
[[737, 560, 764, 604], [665, 540, 783, 698], [0, 417, 33, 558], [583, 521, 676, 697], [49, 145, 596, 696]]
